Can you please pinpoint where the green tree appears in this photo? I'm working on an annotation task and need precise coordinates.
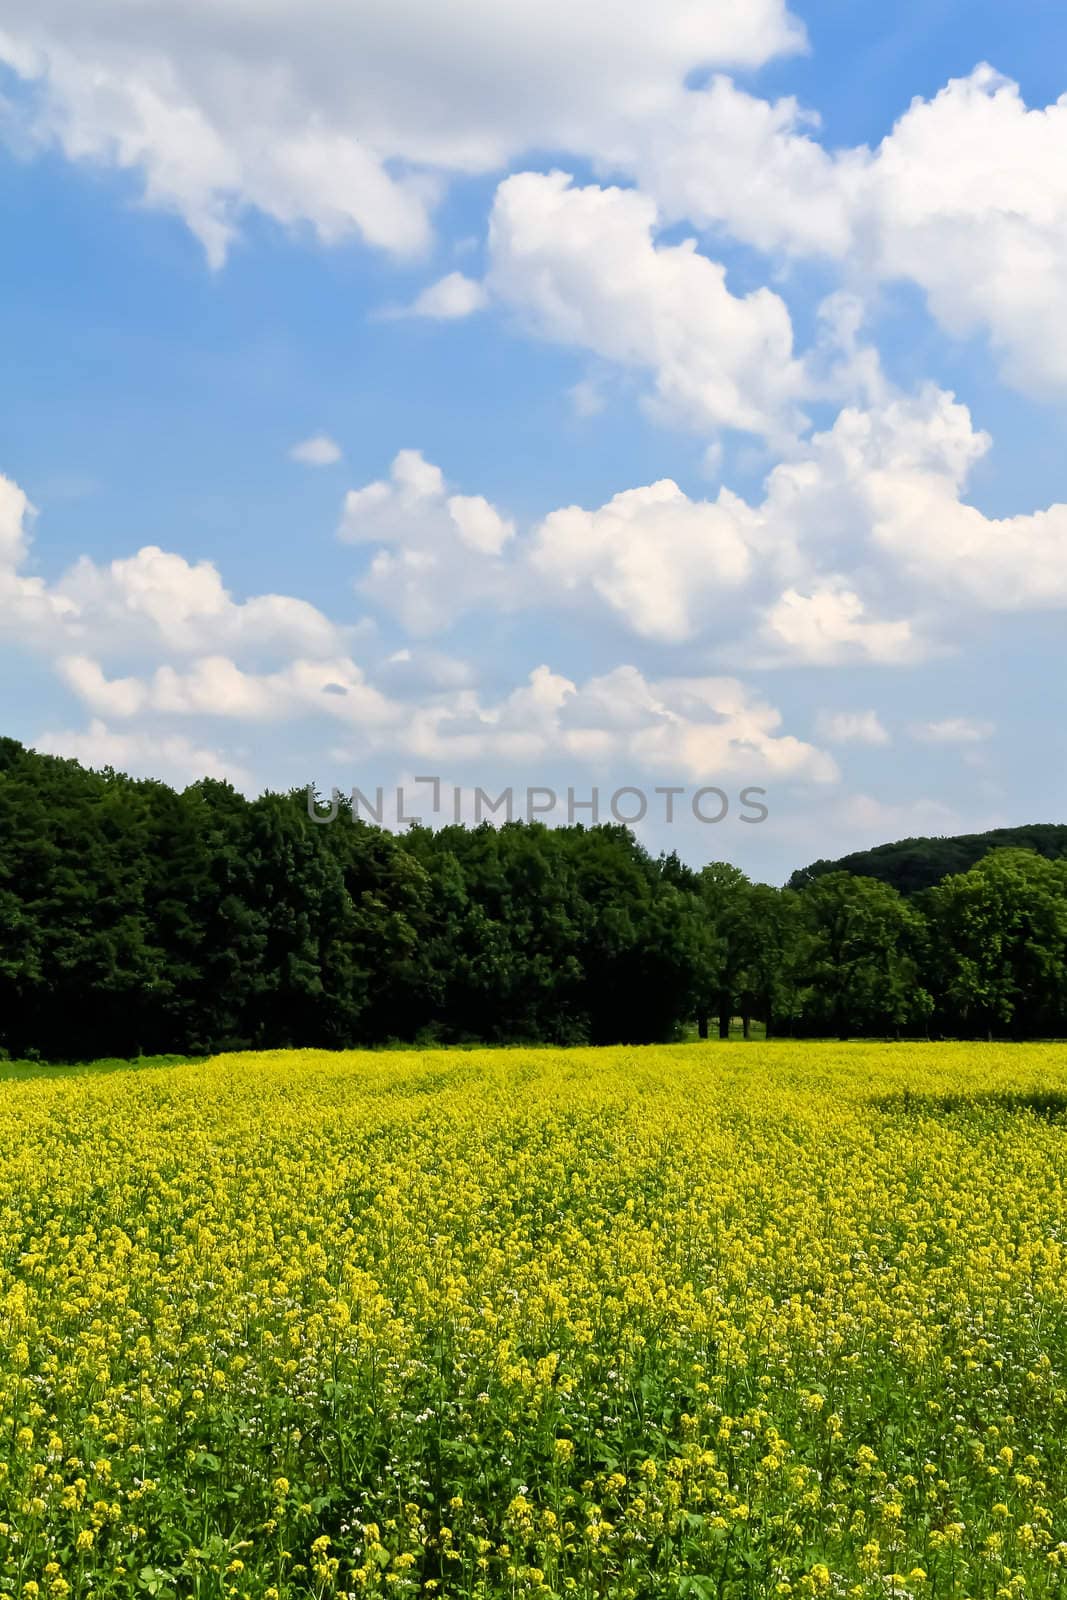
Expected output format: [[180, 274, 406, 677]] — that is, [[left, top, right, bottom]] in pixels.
[[796, 872, 931, 1039], [695, 863, 747, 1038], [925, 848, 1067, 1038], [732, 883, 803, 1039]]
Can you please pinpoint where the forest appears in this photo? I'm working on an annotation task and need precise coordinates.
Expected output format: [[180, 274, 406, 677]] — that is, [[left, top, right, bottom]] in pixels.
[[791, 822, 1067, 894], [2, 735, 1067, 1059]]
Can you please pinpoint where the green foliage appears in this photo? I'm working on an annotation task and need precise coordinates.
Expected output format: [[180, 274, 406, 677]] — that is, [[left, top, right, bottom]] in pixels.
[[924, 849, 1067, 1038], [0, 744, 719, 1057], [789, 822, 1067, 896], [792, 873, 932, 1038], [2, 737, 1066, 1055]]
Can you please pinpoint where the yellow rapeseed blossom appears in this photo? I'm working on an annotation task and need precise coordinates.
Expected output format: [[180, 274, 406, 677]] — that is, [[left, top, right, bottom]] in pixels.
[[0, 1041, 1065, 1597]]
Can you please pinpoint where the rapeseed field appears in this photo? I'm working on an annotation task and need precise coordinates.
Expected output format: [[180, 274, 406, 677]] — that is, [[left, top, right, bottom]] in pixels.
[[2, 1044, 1067, 1600]]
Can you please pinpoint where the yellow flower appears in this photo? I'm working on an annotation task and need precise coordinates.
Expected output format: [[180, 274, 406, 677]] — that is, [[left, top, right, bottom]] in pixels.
[[0, 1041, 1063, 1596], [860, 1542, 882, 1574]]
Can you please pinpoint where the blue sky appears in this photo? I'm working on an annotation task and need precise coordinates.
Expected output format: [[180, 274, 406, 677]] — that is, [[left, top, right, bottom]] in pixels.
[[1, 0, 1066, 881]]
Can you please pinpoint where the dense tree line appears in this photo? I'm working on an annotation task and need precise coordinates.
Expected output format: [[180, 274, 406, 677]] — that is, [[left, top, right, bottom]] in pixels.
[[2, 738, 1066, 1059], [790, 822, 1067, 896]]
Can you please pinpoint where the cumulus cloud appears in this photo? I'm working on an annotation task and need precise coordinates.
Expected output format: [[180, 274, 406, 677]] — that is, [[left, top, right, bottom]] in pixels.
[[289, 434, 342, 466], [554, 667, 839, 783], [717, 384, 1067, 632], [5, 0, 1065, 406], [58, 653, 396, 727], [757, 584, 923, 667], [623, 75, 858, 259], [336, 448, 786, 645], [0, 495, 347, 663], [335, 379, 1067, 656], [0, 472, 83, 637], [0, 0, 802, 264], [51, 546, 347, 661], [339, 449, 516, 632], [57, 648, 836, 787], [1, 368, 1057, 836], [864, 68, 1067, 395], [0, 473, 34, 567], [486, 171, 807, 443], [402, 272, 489, 319], [529, 478, 757, 642], [34, 719, 255, 790], [396, 664, 837, 783], [814, 386, 1067, 611], [814, 710, 891, 746], [375, 69, 1067, 418], [625, 67, 1067, 397]]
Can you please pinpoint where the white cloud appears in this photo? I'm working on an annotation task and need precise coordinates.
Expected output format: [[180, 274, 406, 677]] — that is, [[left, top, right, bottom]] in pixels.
[[404, 272, 488, 319], [6, 3, 1066, 408], [34, 719, 255, 790], [527, 382, 968, 655], [446, 494, 515, 556], [339, 449, 516, 632], [625, 67, 1067, 397], [59, 653, 396, 728], [704, 383, 1067, 632], [0, 0, 802, 264], [387, 664, 838, 783], [337, 449, 785, 645], [814, 386, 1067, 611], [52, 545, 347, 660], [376, 648, 476, 693], [0, 473, 33, 567], [333, 378, 1067, 655], [557, 667, 839, 784], [529, 478, 757, 642], [624, 74, 859, 258], [758, 584, 924, 666], [0, 472, 84, 637], [486, 171, 807, 443], [57, 649, 836, 788], [866, 68, 1067, 395], [814, 710, 891, 746], [0, 501, 348, 662], [289, 434, 342, 466], [911, 717, 995, 744]]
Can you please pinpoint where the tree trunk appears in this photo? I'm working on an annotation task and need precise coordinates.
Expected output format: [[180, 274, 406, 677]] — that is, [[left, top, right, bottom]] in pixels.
[[742, 1012, 751, 1040], [697, 1012, 708, 1040], [719, 1008, 731, 1040]]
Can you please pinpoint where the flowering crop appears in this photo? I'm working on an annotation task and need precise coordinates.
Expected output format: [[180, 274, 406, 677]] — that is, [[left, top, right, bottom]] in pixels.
[[2, 1043, 1067, 1599]]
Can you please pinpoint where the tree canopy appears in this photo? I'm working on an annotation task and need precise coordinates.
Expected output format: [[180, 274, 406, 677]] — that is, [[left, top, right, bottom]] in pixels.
[[2, 739, 1065, 1058], [789, 823, 1067, 896]]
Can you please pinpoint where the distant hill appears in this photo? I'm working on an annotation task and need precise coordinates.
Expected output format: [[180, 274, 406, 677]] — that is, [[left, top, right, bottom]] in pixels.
[[788, 824, 1067, 896]]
